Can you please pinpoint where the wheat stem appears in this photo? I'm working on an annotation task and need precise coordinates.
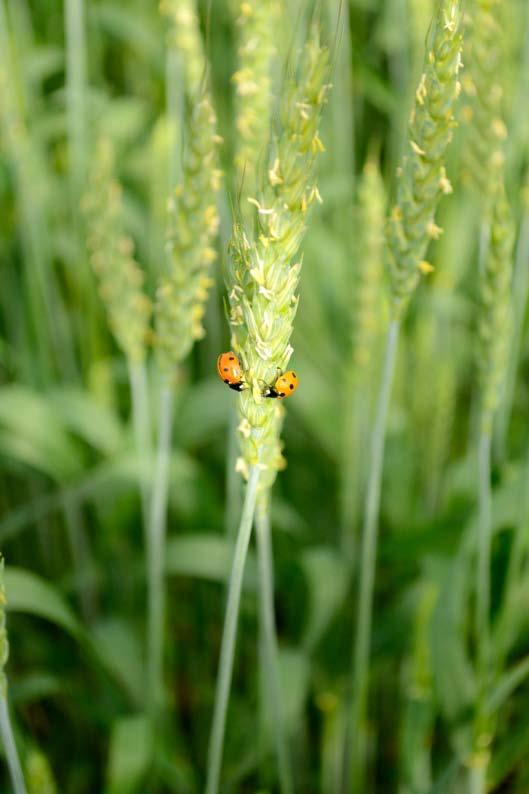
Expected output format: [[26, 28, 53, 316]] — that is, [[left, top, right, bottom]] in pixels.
[[469, 765, 486, 794], [0, 561, 27, 794], [147, 384, 174, 724], [255, 497, 294, 794], [64, 0, 87, 196], [0, 698, 26, 794], [129, 361, 152, 531], [495, 201, 529, 456], [347, 318, 400, 794], [476, 430, 492, 687], [206, 466, 260, 794]]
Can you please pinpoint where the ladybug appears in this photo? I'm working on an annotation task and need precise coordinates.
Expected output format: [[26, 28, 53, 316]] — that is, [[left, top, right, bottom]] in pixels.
[[264, 370, 299, 399], [217, 351, 245, 391]]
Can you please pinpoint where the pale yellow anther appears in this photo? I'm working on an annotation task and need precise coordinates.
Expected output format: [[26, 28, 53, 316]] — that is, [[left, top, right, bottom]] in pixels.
[[418, 260, 435, 274], [427, 222, 443, 240], [238, 418, 252, 439], [410, 140, 426, 156], [248, 197, 274, 215]]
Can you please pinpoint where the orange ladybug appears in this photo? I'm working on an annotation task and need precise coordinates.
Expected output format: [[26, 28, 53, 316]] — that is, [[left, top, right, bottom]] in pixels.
[[264, 370, 299, 399], [217, 351, 245, 391]]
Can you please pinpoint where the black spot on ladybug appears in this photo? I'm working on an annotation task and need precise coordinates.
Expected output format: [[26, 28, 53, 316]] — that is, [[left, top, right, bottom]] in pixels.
[[292, 372, 296, 377], [223, 367, 228, 372], [289, 384, 294, 390], [229, 356, 235, 360], [224, 379, 230, 384]]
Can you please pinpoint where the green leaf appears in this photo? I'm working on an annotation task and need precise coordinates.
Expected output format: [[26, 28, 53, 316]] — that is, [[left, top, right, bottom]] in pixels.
[[0, 386, 83, 480], [91, 620, 144, 707], [5, 567, 82, 640], [49, 388, 124, 455], [487, 656, 529, 714], [300, 546, 349, 651], [489, 710, 529, 790], [428, 759, 461, 794], [427, 553, 476, 758], [11, 673, 62, 705], [279, 648, 310, 732], [106, 715, 152, 794], [173, 379, 232, 447]]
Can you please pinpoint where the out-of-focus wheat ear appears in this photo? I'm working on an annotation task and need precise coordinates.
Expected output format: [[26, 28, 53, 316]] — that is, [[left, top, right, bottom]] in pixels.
[[0, 558, 28, 794], [232, 0, 279, 199], [83, 138, 152, 366], [387, 0, 463, 318], [159, 0, 206, 96], [460, 0, 507, 198], [155, 94, 222, 372]]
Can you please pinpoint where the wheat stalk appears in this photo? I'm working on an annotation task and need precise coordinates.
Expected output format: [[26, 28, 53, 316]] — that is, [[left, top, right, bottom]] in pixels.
[[0, 559, 27, 794]]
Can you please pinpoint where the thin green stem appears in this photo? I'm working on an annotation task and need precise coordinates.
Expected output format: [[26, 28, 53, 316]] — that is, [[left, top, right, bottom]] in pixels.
[[129, 361, 153, 530], [495, 207, 529, 458], [147, 384, 174, 722], [340, 385, 370, 564], [347, 319, 400, 794], [225, 406, 242, 539], [468, 763, 486, 794], [472, 428, 492, 794], [206, 466, 260, 794], [476, 429, 492, 688], [65, 0, 87, 197], [255, 497, 294, 794], [0, 697, 26, 794]]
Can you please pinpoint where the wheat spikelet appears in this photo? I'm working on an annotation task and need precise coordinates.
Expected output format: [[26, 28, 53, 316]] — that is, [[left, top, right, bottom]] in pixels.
[[160, 0, 205, 95], [232, 0, 279, 196], [155, 95, 222, 371], [83, 138, 152, 364], [227, 31, 329, 488], [461, 0, 507, 196], [387, 0, 463, 317]]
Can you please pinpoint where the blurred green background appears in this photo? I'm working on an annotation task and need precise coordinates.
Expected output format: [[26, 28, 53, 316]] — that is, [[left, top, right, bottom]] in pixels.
[[2, 0, 529, 792]]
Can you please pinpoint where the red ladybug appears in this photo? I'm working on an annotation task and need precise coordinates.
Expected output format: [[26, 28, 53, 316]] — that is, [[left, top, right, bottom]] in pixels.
[[217, 352, 245, 391], [264, 370, 299, 399]]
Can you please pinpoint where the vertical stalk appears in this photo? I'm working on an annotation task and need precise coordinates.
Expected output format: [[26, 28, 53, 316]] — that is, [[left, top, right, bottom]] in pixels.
[[206, 466, 260, 794], [495, 206, 529, 456], [224, 406, 242, 539], [65, 0, 87, 196], [255, 497, 294, 794], [147, 384, 174, 722], [470, 428, 493, 794], [469, 764, 486, 794], [0, 698, 26, 794], [347, 319, 400, 794], [129, 361, 153, 530], [476, 430, 492, 686]]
